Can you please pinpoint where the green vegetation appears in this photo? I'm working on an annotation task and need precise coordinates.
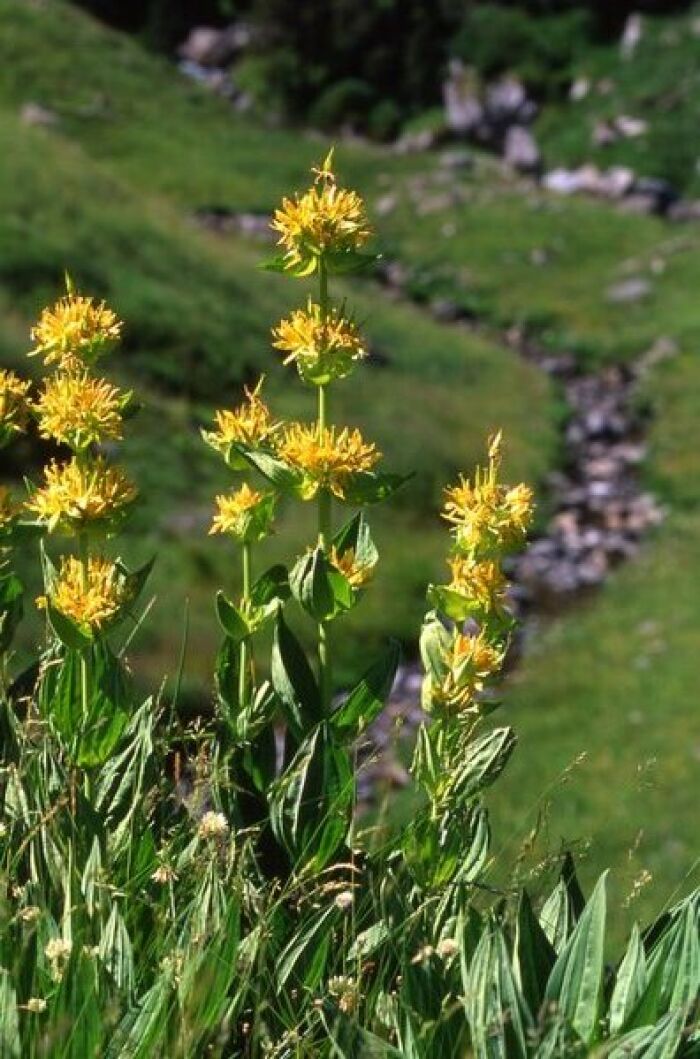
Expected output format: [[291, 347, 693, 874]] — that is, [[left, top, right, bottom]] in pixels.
[[0, 0, 699, 957], [538, 3, 700, 194]]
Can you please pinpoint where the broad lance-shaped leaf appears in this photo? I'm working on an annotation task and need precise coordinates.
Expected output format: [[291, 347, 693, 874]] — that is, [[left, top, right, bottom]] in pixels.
[[271, 609, 322, 739], [0, 572, 23, 654], [215, 590, 250, 643], [250, 563, 290, 607], [269, 723, 353, 871], [332, 510, 378, 569], [540, 854, 586, 953], [465, 924, 530, 1059], [609, 923, 647, 1035], [606, 1006, 686, 1059], [0, 969, 20, 1059], [627, 901, 700, 1029], [448, 726, 516, 802], [331, 639, 401, 739], [544, 871, 608, 1046], [290, 546, 335, 621], [513, 890, 556, 1018], [277, 904, 339, 992], [231, 443, 301, 493], [322, 1008, 403, 1058]]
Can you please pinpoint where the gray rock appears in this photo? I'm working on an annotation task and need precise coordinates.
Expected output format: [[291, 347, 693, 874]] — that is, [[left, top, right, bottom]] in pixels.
[[606, 277, 652, 304], [177, 24, 248, 67], [20, 102, 58, 127], [443, 61, 483, 136], [503, 125, 541, 175]]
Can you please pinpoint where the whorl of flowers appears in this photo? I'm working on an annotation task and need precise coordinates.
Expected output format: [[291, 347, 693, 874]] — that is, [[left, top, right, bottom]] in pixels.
[[0, 369, 31, 448], [34, 371, 128, 450], [442, 432, 534, 558], [272, 299, 366, 385], [210, 483, 275, 542], [39, 555, 128, 633], [26, 456, 137, 535], [203, 379, 279, 456], [423, 433, 534, 716], [271, 151, 371, 274], [29, 282, 122, 369], [277, 423, 380, 500], [433, 631, 505, 713]]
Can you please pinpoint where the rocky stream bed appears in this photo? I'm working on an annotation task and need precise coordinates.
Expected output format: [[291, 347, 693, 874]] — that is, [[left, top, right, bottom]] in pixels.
[[355, 265, 667, 808]]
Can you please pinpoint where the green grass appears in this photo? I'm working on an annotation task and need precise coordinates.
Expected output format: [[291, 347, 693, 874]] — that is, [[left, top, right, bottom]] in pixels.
[[537, 2, 700, 196], [490, 349, 700, 939], [1, 0, 699, 929], [0, 1, 556, 688]]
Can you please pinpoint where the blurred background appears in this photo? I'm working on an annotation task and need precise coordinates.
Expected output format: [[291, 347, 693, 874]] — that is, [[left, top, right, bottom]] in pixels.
[[1, 0, 699, 937]]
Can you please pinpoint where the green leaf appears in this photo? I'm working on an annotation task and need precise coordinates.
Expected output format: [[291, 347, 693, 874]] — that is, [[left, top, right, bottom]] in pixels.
[[342, 471, 412, 506], [448, 726, 516, 803], [46, 601, 92, 650], [324, 248, 379, 275], [0, 968, 20, 1059], [271, 610, 322, 739], [116, 555, 155, 611], [331, 640, 400, 739], [250, 564, 290, 607], [324, 1008, 403, 1057], [270, 723, 352, 871], [215, 590, 250, 643], [290, 546, 336, 622], [513, 890, 556, 1019], [232, 444, 301, 493], [606, 1006, 686, 1059], [332, 510, 379, 569], [609, 924, 647, 1035], [466, 925, 530, 1059], [544, 872, 608, 1046], [0, 573, 23, 654], [277, 904, 339, 992], [108, 972, 174, 1059]]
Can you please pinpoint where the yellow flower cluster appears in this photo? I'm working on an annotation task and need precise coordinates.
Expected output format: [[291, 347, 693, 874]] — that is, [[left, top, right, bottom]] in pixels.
[[40, 555, 127, 632], [30, 290, 122, 370], [27, 457, 136, 535], [272, 300, 365, 385], [442, 433, 534, 558], [447, 556, 507, 616], [278, 423, 379, 500], [210, 483, 275, 542], [204, 380, 279, 455], [433, 631, 504, 713], [0, 370, 31, 447], [272, 154, 371, 274], [423, 433, 534, 716], [34, 371, 128, 450]]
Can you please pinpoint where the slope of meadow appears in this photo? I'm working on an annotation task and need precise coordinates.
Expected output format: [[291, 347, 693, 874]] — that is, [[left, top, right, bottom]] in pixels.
[[0, 0, 698, 928]]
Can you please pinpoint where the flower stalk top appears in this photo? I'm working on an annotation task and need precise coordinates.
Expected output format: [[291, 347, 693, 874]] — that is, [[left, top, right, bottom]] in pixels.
[[271, 149, 372, 275], [29, 277, 122, 370]]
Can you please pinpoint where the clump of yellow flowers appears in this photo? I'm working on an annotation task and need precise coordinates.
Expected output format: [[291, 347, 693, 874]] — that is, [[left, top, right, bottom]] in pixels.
[[203, 150, 391, 717], [37, 555, 129, 635], [26, 278, 140, 650], [421, 432, 534, 716], [0, 369, 31, 449]]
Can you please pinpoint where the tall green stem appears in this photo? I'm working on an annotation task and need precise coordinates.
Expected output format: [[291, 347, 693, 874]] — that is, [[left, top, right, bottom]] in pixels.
[[317, 257, 332, 711], [238, 540, 252, 708], [78, 531, 90, 720], [78, 530, 92, 801]]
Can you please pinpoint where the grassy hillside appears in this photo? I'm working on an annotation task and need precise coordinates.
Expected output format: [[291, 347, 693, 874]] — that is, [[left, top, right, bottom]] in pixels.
[[0, 0, 699, 931], [0, 0, 556, 690], [537, 3, 700, 195]]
